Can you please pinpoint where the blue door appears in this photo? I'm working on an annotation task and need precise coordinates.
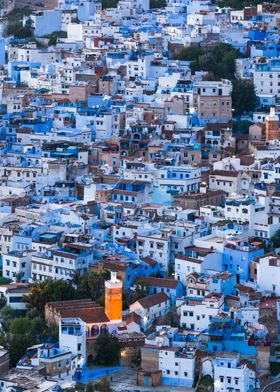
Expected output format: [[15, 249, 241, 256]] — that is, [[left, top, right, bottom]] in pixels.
[[144, 376, 150, 386]]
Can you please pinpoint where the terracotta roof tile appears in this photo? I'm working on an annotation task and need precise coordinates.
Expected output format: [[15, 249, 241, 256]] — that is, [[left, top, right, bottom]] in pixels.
[[210, 170, 239, 177], [134, 276, 179, 289], [135, 292, 169, 309]]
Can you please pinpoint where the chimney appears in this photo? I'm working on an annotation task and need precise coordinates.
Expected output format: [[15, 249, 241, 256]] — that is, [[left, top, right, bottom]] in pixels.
[[200, 182, 207, 194]]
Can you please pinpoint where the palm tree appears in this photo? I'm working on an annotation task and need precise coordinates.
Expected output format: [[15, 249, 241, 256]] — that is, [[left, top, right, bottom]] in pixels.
[[70, 270, 81, 286], [15, 272, 24, 283]]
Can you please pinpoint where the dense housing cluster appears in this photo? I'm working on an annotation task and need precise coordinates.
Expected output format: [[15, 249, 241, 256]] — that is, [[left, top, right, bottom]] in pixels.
[[0, 0, 280, 391]]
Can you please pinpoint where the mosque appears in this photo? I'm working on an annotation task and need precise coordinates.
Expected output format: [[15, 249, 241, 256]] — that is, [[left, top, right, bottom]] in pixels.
[[45, 271, 132, 337]]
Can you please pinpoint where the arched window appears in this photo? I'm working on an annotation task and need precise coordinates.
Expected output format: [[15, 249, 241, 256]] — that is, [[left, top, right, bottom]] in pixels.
[[100, 324, 108, 334], [91, 325, 99, 336]]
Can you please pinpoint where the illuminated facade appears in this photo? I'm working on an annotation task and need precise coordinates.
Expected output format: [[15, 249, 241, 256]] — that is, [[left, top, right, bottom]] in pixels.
[[266, 107, 279, 142], [105, 271, 123, 321]]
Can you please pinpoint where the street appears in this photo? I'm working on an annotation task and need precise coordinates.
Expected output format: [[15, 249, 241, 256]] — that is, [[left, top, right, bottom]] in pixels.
[[262, 380, 280, 392], [109, 368, 195, 392]]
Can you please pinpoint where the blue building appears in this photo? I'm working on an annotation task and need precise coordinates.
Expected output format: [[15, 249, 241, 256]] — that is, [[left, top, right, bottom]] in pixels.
[[97, 255, 159, 292], [223, 241, 264, 282], [207, 316, 257, 356], [0, 38, 5, 66], [209, 272, 235, 297], [112, 180, 149, 204]]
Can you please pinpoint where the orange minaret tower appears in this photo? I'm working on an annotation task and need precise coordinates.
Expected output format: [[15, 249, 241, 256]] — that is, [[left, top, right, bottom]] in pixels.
[[266, 107, 280, 143], [105, 271, 122, 321]]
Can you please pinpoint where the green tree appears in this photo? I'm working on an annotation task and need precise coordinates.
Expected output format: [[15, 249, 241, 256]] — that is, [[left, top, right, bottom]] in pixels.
[[42, 31, 67, 46], [77, 270, 110, 301], [94, 377, 112, 392], [66, 381, 84, 392], [86, 381, 94, 392], [232, 120, 253, 135], [176, 43, 244, 80], [271, 229, 280, 249], [95, 334, 121, 366], [196, 375, 214, 392], [9, 317, 34, 335], [23, 279, 76, 315], [150, 0, 167, 8], [0, 277, 11, 285], [75, 382, 85, 391], [5, 23, 33, 39], [5, 8, 34, 39], [216, 0, 266, 10], [176, 46, 204, 61], [101, 0, 118, 8], [0, 305, 16, 331], [232, 79, 257, 116], [25, 307, 41, 319], [124, 285, 146, 309], [0, 333, 35, 367], [70, 270, 81, 286], [0, 296, 6, 309]]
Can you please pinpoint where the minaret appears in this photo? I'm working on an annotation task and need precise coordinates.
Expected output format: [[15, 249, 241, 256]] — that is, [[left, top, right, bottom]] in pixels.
[[266, 107, 279, 143], [105, 271, 122, 321]]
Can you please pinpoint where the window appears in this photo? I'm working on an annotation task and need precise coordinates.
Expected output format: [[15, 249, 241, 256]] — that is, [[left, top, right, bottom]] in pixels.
[[9, 296, 23, 303]]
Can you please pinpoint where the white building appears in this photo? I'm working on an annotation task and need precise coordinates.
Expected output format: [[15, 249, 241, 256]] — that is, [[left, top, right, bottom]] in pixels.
[[59, 317, 86, 370], [209, 170, 241, 195], [256, 254, 280, 295], [126, 52, 154, 79], [159, 346, 196, 387], [253, 58, 280, 98], [156, 166, 201, 194], [180, 293, 224, 331], [175, 250, 222, 286], [214, 352, 256, 392], [31, 245, 92, 282], [129, 292, 170, 331], [2, 250, 35, 282], [0, 283, 31, 310], [136, 229, 171, 274], [237, 306, 259, 326]]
